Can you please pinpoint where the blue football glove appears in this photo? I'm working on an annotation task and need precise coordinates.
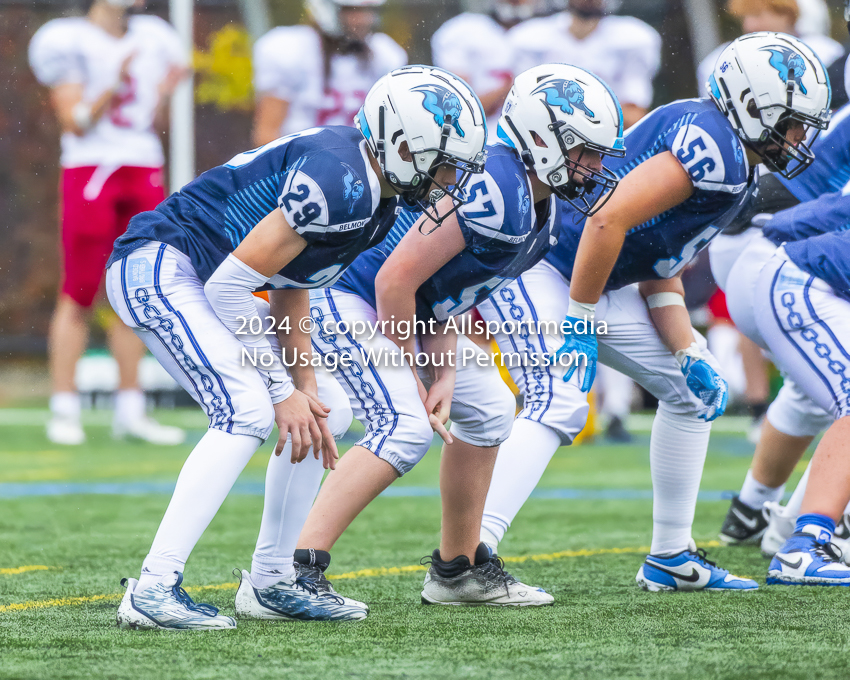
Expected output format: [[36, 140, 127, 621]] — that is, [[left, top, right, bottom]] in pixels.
[[554, 315, 597, 392], [679, 354, 728, 422]]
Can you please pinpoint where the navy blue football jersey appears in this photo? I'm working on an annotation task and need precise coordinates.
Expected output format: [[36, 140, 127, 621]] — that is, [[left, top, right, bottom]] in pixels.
[[546, 98, 757, 290], [335, 144, 556, 321], [779, 103, 850, 202], [109, 127, 398, 288], [764, 191, 850, 302], [764, 191, 850, 244]]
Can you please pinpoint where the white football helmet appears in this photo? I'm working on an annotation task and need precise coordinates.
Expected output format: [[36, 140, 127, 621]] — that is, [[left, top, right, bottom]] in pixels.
[[356, 65, 487, 225], [306, 0, 384, 38], [496, 64, 625, 216], [707, 32, 830, 180]]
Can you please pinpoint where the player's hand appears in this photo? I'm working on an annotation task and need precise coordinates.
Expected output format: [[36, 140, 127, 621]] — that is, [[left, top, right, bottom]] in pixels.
[[272, 390, 325, 464], [302, 391, 339, 470], [424, 377, 454, 446], [554, 315, 598, 392], [680, 356, 728, 422]]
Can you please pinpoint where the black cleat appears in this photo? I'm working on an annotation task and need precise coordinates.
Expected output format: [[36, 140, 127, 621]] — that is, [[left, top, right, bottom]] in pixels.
[[719, 495, 769, 544], [605, 416, 633, 443]]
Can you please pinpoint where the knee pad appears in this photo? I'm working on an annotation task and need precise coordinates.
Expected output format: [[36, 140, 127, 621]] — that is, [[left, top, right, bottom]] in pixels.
[[450, 379, 516, 447], [326, 398, 353, 440], [358, 410, 433, 477], [767, 381, 834, 437], [520, 379, 589, 445], [228, 392, 276, 441]]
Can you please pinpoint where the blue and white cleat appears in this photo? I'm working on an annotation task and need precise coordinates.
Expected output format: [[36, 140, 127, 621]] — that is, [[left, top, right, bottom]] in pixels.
[[636, 544, 758, 592], [116, 572, 236, 630], [767, 524, 850, 586], [234, 569, 368, 621]]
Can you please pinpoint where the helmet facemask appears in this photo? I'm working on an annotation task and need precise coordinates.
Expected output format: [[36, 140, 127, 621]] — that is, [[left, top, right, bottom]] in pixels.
[[373, 104, 486, 230], [717, 74, 828, 180]]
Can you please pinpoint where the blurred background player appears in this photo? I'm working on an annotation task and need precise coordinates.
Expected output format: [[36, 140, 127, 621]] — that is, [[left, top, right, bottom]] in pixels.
[[251, 0, 406, 146], [431, 0, 538, 135], [508, 0, 661, 128], [696, 0, 842, 97], [28, 0, 188, 446]]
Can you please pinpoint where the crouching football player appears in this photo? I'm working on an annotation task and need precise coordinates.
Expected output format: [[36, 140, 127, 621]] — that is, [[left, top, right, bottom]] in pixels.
[[109, 66, 486, 629], [477, 32, 830, 592], [295, 64, 625, 605]]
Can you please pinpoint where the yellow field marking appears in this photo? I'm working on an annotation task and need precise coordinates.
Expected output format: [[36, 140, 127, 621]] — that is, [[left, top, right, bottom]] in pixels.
[[0, 565, 51, 576], [0, 540, 725, 614]]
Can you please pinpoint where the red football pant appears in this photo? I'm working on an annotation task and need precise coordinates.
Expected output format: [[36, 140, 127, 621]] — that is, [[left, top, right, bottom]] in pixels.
[[60, 165, 165, 307]]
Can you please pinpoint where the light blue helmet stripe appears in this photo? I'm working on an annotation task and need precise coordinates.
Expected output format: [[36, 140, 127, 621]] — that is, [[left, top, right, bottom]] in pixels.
[[355, 107, 371, 140], [496, 123, 516, 148]]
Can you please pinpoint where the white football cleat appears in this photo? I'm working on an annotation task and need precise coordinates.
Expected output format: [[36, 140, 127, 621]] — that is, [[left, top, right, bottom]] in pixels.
[[46, 417, 85, 446], [761, 501, 797, 557], [234, 570, 368, 621], [113, 417, 185, 445], [421, 544, 554, 607], [116, 573, 236, 630]]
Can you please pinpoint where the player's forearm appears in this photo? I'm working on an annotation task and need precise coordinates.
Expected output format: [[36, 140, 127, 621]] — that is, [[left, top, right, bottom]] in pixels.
[[419, 322, 458, 383], [639, 278, 695, 354], [270, 288, 318, 395], [568, 217, 626, 305], [375, 284, 418, 361]]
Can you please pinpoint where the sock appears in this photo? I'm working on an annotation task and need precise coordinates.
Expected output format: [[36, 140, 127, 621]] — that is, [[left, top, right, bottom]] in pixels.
[[785, 464, 811, 517], [250, 443, 325, 587], [294, 548, 331, 571], [796, 512, 835, 541], [114, 389, 146, 425], [739, 470, 784, 510], [649, 404, 711, 556], [138, 429, 261, 591], [50, 392, 81, 421], [480, 419, 561, 550]]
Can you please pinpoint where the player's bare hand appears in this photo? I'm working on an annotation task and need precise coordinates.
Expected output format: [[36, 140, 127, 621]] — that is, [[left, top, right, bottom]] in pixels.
[[272, 390, 324, 464], [425, 377, 454, 445], [304, 392, 339, 470]]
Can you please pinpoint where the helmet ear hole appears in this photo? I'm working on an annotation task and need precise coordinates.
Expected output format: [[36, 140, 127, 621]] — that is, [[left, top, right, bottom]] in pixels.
[[746, 99, 760, 119], [530, 131, 548, 148], [397, 140, 412, 162]]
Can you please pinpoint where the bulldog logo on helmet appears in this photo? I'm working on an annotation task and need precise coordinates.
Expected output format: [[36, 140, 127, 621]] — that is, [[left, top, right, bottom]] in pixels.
[[532, 79, 595, 119], [341, 163, 365, 215], [412, 84, 465, 138], [760, 47, 808, 95]]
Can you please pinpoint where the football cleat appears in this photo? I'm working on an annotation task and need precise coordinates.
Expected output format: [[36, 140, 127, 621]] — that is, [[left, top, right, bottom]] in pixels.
[[760, 501, 797, 557], [636, 543, 758, 592], [113, 417, 185, 446], [46, 417, 85, 446], [293, 548, 370, 612], [234, 569, 368, 621], [116, 572, 236, 630], [719, 495, 769, 545], [421, 543, 554, 607], [767, 525, 850, 586]]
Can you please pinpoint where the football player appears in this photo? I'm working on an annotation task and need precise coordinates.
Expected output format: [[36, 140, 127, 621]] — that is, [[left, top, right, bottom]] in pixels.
[[508, 0, 661, 127], [294, 64, 625, 606], [712, 192, 850, 585], [252, 0, 406, 146], [109, 65, 487, 629], [477, 32, 830, 592], [715, 3, 850, 548], [28, 0, 189, 446]]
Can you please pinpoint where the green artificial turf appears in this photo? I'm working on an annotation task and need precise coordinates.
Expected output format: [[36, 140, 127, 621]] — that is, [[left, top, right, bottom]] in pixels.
[[2, 410, 847, 680]]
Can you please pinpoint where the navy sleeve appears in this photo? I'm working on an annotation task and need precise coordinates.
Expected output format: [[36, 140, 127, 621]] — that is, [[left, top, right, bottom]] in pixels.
[[764, 191, 850, 245]]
